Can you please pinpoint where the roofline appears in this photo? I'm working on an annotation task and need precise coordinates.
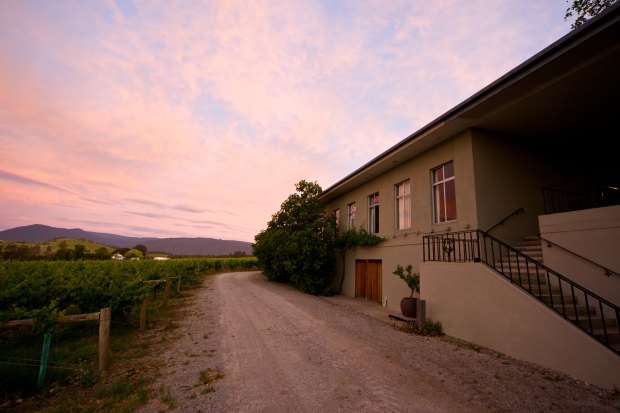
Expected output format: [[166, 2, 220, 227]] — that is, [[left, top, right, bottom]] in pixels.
[[320, 2, 620, 201]]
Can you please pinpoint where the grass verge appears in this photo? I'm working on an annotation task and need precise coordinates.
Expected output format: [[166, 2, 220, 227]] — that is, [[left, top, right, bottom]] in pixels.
[[0, 274, 213, 412]]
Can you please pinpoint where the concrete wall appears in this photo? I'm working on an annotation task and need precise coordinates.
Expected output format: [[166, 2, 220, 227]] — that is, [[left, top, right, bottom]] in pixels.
[[470, 130, 565, 245], [539, 205, 620, 306], [420, 261, 620, 389], [324, 131, 479, 311]]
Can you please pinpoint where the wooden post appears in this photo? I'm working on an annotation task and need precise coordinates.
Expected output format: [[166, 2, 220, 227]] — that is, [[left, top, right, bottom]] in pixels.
[[98, 307, 111, 377], [140, 298, 148, 330], [176, 277, 181, 293], [163, 278, 172, 305]]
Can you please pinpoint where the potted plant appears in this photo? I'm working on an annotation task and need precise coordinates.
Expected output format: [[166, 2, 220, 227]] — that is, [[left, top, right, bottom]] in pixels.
[[393, 264, 420, 318]]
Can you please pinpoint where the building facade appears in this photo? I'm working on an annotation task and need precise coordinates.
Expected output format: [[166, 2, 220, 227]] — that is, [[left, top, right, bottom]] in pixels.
[[320, 4, 620, 389]]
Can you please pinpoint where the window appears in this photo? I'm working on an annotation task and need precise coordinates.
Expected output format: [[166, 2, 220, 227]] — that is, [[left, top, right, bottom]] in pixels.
[[368, 192, 380, 234], [347, 202, 356, 229], [395, 180, 411, 230], [432, 161, 456, 223], [334, 209, 340, 234]]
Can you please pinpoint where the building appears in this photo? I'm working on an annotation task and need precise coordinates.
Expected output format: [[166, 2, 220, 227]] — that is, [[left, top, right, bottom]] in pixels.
[[320, 4, 620, 388]]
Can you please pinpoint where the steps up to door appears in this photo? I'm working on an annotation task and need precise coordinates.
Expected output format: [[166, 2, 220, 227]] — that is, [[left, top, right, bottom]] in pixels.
[[495, 235, 620, 353]]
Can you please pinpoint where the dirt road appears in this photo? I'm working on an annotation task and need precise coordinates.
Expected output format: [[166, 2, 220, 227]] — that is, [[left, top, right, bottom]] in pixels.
[[138, 272, 619, 412]]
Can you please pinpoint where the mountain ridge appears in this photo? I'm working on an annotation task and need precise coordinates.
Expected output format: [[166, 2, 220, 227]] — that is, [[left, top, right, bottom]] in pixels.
[[0, 224, 253, 256]]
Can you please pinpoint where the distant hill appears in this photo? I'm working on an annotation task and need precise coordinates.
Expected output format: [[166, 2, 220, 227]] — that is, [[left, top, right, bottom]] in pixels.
[[0, 224, 253, 256]]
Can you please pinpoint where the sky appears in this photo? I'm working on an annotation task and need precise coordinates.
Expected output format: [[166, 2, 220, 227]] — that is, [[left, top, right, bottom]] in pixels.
[[0, 0, 574, 242]]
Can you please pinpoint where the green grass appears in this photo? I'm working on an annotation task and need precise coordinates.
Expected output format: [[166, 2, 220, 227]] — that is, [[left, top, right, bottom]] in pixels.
[[46, 238, 114, 254], [0, 279, 206, 412], [0, 323, 100, 398]]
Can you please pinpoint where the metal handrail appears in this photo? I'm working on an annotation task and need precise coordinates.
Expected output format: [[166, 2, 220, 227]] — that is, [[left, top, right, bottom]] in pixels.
[[486, 207, 524, 234], [538, 234, 620, 277], [423, 229, 620, 354]]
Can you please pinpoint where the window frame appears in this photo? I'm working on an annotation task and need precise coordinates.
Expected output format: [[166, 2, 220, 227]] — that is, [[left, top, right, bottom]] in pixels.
[[333, 208, 340, 234], [347, 202, 356, 230], [432, 161, 456, 224], [395, 179, 411, 230], [368, 192, 380, 235]]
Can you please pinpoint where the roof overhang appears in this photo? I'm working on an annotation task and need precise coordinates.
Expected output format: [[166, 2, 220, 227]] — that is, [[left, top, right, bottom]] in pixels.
[[320, 3, 620, 203]]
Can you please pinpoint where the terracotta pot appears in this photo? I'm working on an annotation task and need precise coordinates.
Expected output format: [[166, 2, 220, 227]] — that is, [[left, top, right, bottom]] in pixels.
[[400, 297, 417, 318]]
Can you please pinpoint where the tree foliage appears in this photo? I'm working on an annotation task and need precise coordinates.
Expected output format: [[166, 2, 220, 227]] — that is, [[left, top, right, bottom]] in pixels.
[[565, 0, 616, 28], [335, 228, 384, 250], [134, 244, 148, 257], [253, 180, 337, 294], [124, 249, 144, 260], [392, 264, 420, 297]]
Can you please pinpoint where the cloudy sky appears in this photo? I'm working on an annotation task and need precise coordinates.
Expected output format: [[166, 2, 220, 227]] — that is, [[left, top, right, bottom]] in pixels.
[[0, 1, 573, 242]]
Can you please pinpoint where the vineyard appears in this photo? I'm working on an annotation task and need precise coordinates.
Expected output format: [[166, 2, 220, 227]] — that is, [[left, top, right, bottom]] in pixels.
[[0, 257, 258, 329]]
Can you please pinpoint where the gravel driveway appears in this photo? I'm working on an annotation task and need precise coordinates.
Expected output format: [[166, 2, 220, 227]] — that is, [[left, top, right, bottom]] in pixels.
[[137, 271, 620, 413]]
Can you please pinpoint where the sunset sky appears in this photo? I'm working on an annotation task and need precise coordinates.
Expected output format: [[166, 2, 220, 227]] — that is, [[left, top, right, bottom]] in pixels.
[[0, 1, 573, 242]]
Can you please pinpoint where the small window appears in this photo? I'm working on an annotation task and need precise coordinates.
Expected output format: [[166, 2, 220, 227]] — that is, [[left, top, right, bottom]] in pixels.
[[347, 202, 356, 229], [334, 209, 340, 234], [368, 192, 380, 234], [432, 161, 456, 223], [395, 180, 411, 230]]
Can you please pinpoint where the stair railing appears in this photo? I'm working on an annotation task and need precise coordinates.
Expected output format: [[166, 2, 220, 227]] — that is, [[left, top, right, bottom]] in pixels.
[[485, 207, 524, 234], [423, 229, 620, 354], [538, 234, 620, 278]]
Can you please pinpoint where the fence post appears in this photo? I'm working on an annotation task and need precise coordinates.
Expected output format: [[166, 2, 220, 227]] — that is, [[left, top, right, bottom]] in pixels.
[[99, 307, 111, 377], [37, 332, 52, 390], [140, 298, 148, 330], [177, 277, 181, 293], [164, 278, 172, 305]]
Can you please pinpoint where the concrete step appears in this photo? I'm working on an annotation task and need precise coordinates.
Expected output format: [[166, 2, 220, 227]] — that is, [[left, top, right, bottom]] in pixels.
[[502, 252, 543, 260], [503, 276, 552, 287], [516, 283, 561, 294], [572, 316, 618, 330], [551, 304, 597, 317], [495, 263, 543, 272], [593, 331, 620, 345], [515, 244, 543, 252], [539, 294, 578, 306], [516, 240, 543, 248]]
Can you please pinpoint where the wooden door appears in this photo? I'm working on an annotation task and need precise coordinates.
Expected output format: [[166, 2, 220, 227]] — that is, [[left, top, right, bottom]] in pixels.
[[355, 259, 382, 303]]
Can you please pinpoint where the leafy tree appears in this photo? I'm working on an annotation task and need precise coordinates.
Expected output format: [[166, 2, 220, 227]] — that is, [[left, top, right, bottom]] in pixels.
[[565, 0, 616, 28], [112, 248, 130, 256], [253, 180, 337, 294], [73, 244, 86, 260], [134, 244, 148, 257], [124, 249, 143, 260], [54, 248, 74, 261], [95, 247, 111, 260]]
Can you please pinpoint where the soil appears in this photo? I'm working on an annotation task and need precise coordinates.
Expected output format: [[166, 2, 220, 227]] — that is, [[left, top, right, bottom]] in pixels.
[[134, 271, 620, 413]]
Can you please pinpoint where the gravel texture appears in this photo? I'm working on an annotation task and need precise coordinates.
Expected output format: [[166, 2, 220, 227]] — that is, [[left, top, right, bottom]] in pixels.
[[136, 271, 620, 413]]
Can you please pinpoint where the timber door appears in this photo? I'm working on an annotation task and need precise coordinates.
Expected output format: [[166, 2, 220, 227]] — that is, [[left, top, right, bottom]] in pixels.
[[355, 259, 382, 303]]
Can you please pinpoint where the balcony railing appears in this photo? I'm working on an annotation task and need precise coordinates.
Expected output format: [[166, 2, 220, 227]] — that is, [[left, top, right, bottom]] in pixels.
[[543, 171, 620, 214]]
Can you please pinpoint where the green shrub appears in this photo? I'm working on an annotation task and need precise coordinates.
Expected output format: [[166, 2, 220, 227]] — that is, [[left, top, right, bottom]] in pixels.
[[396, 319, 444, 337]]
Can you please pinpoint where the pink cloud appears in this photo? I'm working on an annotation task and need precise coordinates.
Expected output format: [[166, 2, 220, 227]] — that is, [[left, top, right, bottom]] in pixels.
[[0, 1, 571, 240]]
